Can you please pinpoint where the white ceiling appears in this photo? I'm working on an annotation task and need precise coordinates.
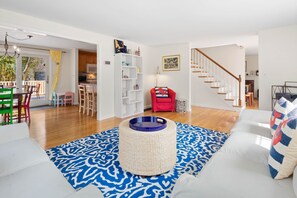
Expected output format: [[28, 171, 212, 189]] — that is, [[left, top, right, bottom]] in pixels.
[[0, 0, 297, 54], [0, 27, 96, 51]]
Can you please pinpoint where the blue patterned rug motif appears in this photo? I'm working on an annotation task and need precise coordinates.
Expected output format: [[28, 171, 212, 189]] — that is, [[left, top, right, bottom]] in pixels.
[[46, 123, 228, 198]]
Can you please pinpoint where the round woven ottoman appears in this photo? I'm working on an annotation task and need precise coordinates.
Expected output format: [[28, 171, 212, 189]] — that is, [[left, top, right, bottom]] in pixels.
[[119, 118, 177, 176]]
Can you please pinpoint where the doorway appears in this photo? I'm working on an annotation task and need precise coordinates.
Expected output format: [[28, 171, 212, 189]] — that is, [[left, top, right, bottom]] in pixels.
[[20, 54, 49, 106], [245, 55, 259, 109]]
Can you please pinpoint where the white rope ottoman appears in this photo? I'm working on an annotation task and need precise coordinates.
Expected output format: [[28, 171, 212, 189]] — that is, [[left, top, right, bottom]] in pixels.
[[119, 118, 177, 176]]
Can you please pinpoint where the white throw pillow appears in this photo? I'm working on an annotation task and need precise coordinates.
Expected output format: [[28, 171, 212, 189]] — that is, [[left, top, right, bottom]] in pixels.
[[268, 108, 297, 179], [293, 98, 297, 106], [270, 97, 295, 136], [293, 166, 297, 196]]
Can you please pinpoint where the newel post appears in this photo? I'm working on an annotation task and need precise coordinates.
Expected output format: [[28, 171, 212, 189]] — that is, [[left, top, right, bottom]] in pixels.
[[238, 75, 242, 106]]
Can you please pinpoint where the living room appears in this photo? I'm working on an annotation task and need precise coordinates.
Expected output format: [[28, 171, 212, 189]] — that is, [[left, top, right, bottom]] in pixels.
[[0, 0, 297, 197]]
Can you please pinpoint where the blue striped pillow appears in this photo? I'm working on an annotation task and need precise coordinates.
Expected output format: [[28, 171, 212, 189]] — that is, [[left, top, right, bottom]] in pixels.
[[270, 97, 295, 136], [268, 107, 297, 179]]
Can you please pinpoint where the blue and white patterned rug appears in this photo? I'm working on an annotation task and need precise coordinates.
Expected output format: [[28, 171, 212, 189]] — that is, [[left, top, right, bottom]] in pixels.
[[46, 122, 228, 198]]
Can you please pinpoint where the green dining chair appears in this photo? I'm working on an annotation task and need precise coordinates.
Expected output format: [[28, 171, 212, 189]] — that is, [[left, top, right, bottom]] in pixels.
[[0, 88, 14, 125]]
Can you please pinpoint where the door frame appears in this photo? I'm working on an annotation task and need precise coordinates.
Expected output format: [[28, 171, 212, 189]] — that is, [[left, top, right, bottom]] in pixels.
[[17, 51, 51, 107]]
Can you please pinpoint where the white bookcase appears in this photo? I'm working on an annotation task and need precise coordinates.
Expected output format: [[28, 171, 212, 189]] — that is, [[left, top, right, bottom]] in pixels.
[[115, 53, 144, 118]]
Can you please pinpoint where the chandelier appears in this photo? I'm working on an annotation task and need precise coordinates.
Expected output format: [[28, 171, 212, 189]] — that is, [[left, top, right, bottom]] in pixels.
[[1, 32, 32, 59]]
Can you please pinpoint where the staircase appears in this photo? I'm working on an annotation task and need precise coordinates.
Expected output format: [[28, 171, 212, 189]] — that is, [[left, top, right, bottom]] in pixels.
[[191, 48, 242, 110]]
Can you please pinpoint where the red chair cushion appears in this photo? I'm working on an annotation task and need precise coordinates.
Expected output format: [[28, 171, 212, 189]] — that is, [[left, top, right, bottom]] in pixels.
[[156, 98, 172, 103]]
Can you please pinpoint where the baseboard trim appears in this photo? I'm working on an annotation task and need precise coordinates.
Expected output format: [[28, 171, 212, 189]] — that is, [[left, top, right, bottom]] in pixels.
[[191, 103, 234, 111]]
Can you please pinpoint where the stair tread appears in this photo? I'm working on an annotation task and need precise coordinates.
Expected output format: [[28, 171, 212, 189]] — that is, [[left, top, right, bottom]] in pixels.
[[211, 86, 220, 88], [217, 92, 227, 94], [233, 105, 242, 107], [225, 98, 235, 101], [198, 76, 213, 78], [204, 81, 215, 83], [192, 70, 206, 73]]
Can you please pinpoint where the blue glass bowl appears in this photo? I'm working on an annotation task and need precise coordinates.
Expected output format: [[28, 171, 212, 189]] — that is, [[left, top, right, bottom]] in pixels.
[[129, 116, 167, 132]]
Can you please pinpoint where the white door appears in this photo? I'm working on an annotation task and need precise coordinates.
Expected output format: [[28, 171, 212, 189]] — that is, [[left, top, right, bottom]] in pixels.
[[20, 54, 50, 107]]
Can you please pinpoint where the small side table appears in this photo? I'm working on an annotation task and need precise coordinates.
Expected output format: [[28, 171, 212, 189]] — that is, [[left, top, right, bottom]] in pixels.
[[119, 118, 177, 176], [176, 98, 186, 114]]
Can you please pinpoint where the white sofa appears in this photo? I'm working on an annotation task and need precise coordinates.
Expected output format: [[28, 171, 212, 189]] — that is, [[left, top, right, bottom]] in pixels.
[[0, 123, 103, 198], [171, 109, 297, 198]]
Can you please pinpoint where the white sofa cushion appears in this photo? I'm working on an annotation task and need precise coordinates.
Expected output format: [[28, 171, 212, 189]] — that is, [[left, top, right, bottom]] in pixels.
[[268, 109, 297, 179], [178, 131, 295, 198], [221, 131, 271, 161], [239, 109, 271, 124], [0, 162, 75, 198], [65, 184, 103, 198], [171, 173, 243, 198], [293, 166, 297, 197], [0, 123, 29, 144], [194, 151, 295, 198], [231, 119, 271, 138], [0, 138, 50, 177]]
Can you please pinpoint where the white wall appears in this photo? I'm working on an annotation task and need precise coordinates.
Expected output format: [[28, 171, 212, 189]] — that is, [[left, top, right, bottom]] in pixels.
[[191, 44, 245, 109], [70, 49, 79, 104], [149, 43, 191, 111], [191, 76, 234, 110], [0, 8, 152, 120], [55, 50, 72, 93], [245, 55, 259, 98], [259, 25, 297, 110], [246, 55, 258, 74]]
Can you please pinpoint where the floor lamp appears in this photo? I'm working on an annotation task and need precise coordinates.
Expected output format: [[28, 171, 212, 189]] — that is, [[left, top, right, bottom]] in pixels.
[[155, 66, 160, 87]]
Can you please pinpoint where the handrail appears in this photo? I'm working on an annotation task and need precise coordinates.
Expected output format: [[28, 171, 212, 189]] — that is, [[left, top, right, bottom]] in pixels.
[[194, 48, 242, 106], [195, 48, 239, 81]]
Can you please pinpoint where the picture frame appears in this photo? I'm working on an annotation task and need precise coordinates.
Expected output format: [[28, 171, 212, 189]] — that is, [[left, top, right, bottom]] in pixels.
[[162, 55, 180, 71], [114, 39, 127, 54]]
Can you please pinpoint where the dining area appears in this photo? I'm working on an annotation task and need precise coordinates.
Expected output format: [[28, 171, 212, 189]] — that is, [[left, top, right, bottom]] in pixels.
[[0, 85, 35, 125]]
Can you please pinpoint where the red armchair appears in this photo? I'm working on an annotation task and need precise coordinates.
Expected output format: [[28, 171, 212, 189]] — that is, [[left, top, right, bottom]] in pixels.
[[151, 88, 176, 112]]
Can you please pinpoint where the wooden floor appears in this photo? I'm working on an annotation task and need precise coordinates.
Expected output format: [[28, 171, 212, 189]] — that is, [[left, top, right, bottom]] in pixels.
[[246, 99, 259, 110], [29, 106, 239, 149]]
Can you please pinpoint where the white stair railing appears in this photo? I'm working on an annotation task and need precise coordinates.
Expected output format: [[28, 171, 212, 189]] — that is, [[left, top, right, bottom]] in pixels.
[[191, 48, 242, 106]]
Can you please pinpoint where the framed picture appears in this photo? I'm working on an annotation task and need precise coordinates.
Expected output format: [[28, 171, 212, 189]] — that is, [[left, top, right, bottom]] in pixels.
[[114, 39, 127, 54], [162, 55, 180, 71]]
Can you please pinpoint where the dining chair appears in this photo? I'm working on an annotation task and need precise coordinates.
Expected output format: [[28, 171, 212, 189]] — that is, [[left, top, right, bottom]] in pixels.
[[25, 85, 34, 92], [34, 84, 41, 98], [86, 85, 97, 116], [52, 92, 64, 107], [0, 88, 14, 125], [12, 86, 34, 123], [64, 92, 74, 106], [78, 85, 86, 114]]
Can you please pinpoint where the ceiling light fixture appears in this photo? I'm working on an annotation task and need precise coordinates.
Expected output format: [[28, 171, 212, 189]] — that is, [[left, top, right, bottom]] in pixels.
[[1, 32, 32, 59]]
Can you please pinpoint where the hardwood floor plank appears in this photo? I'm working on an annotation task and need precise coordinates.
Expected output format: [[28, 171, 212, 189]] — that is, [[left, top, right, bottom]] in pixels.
[[29, 105, 239, 149]]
